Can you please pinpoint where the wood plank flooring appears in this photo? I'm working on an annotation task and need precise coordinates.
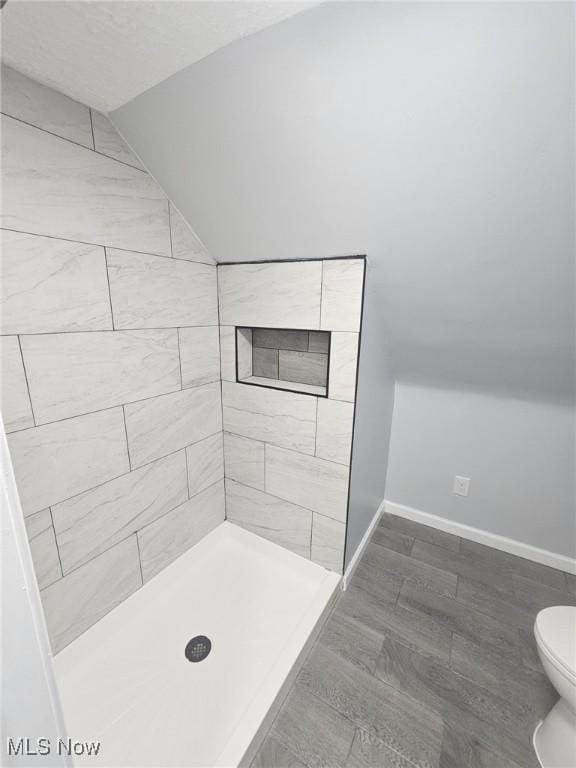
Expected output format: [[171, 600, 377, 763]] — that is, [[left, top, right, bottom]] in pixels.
[[252, 512, 575, 768]]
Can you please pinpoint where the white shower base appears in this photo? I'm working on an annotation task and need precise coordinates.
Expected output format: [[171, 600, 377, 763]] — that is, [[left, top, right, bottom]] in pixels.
[[53, 522, 340, 767]]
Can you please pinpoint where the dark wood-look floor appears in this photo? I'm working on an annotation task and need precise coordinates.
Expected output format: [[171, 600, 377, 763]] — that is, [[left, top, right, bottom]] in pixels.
[[252, 513, 576, 768]]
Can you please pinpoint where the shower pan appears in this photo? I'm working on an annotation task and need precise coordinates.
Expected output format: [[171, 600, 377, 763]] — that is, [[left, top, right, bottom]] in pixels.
[[53, 523, 339, 767]]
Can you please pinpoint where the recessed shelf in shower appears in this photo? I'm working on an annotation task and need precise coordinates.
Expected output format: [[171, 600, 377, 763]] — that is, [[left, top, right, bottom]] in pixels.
[[235, 326, 330, 397]]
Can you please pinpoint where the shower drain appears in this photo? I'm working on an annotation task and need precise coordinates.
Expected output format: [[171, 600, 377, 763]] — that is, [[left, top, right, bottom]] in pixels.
[[185, 635, 212, 663]]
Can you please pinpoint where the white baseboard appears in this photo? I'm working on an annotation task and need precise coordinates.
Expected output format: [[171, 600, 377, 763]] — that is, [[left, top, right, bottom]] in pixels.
[[384, 500, 576, 576], [342, 499, 386, 590]]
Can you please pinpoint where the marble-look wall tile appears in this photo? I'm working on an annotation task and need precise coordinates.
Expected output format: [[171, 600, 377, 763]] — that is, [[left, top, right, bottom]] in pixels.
[[328, 333, 359, 402], [186, 433, 224, 496], [52, 452, 188, 574], [1, 65, 93, 148], [315, 399, 354, 465], [7, 408, 129, 516], [1, 115, 171, 257], [311, 514, 346, 574], [278, 350, 328, 387], [223, 432, 265, 491], [253, 347, 278, 379], [169, 203, 214, 265], [226, 479, 311, 559], [237, 328, 253, 378], [91, 111, 145, 170], [106, 249, 218, 329], [25, 509, 62, 589], [124, 383, 222, 469], [138, 481, 225, 582], [1, 230, 112, 335], [179, 326, 220, 388], [219, 262, 322, 329], [265, 445, 349, 522], [222, 381, 316, 455], [21, 329, 180, 424], [320, 259, 365, 332], [2, 71, 225, 645], [1, 336, 34, 433], [253, 329, 308, 352], [219, 326, 236, 382], [308, 331, 330, 353], [41, 535, 141, 653]]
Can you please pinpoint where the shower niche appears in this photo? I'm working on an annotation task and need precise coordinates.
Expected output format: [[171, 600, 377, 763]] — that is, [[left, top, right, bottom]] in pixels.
[[236, 326, 330, 397]]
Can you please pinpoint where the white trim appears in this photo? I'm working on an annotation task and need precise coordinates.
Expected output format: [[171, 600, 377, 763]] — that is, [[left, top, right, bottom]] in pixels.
[[384, 500, 576, 576], [1, 421, 71, 766], [342, 498, 386, 590]]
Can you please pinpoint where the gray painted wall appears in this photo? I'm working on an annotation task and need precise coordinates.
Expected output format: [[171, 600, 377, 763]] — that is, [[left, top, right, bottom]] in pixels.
[[113, 1, 574, 402], [386, 383, 575, 558], [113, 2, 575, 560]]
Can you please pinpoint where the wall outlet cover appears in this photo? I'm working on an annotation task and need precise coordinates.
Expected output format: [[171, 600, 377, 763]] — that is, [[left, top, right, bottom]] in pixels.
[[453, 476, 470, 497]]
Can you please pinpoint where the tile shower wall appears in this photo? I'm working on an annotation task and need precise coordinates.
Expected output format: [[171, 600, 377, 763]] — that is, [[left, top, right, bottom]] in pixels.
[[219, 258, 365, 573], [0, 66, 224, 653]]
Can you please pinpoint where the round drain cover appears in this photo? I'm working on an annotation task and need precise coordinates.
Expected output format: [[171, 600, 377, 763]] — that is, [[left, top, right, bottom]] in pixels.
[[185, 635, 212, 663]]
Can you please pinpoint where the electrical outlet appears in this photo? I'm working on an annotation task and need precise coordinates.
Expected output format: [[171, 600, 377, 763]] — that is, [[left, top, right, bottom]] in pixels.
[[453, 476, 470, 497]]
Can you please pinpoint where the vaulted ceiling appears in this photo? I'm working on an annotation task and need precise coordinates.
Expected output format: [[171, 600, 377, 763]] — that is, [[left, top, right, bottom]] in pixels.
[[0, 0, 317, 112]]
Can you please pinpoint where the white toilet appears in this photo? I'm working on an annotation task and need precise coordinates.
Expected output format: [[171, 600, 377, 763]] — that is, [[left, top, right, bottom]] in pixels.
[[533, 606, 576, 768]]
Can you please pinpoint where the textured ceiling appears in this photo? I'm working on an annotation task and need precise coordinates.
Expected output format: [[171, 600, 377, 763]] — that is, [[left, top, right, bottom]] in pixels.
[[0, 1, 318, 112]]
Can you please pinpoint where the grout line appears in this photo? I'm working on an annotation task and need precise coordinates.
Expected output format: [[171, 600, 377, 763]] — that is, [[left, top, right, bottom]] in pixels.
[[184, 446, 191, 499], [35, 431, 223, 519], [2, 112, 96, 153], [121, 405, 132, 471], [93, 148, 148, 173], [3, 323, 220, 338], [176, 327, 184, 389], [88, 108, 96, 151], [134, 532, 145, 585], [49, 507, 65, 579], [309, 509, 314, 560], [1, 112, 147, 173], [6, 379, 220, 435], [103, 247, 116, 330], [227, 476, 345, 525], [0, 226, 214, 266], [221, 429, 350, 469], [167, 201, 174, 258], [263, 442, 267, 492], [45, 478, 225, 585], [17, 335, 37, 426]]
